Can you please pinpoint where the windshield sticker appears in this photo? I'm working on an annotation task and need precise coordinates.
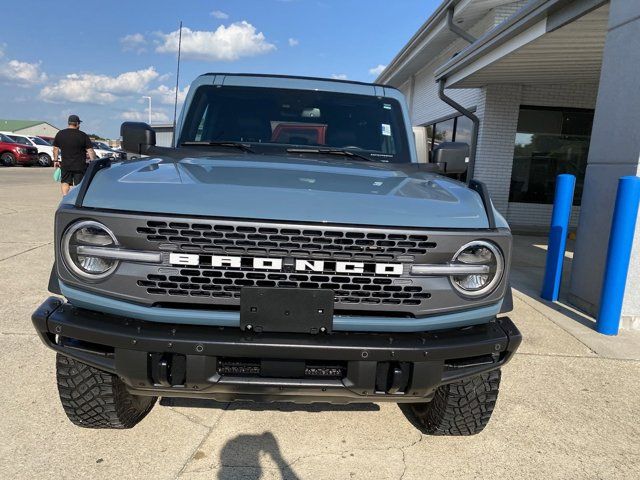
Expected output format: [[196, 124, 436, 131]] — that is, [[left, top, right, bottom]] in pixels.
[[383, 103, 392, 110], [381, 123, 391, 136]]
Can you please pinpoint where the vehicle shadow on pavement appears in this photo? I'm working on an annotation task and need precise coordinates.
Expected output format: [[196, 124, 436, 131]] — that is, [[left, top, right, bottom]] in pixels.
[[397, 404, 428, 434], [160, 397, 380, 412], [217, 432, 300, 480]]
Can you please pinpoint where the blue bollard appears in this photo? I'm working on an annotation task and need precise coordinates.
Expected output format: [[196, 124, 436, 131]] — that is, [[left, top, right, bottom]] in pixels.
[[596, 176, 640, 335], [541, 174, 576, 301]]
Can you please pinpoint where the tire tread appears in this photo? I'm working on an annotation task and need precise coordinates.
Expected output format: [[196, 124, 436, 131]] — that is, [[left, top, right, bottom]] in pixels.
[[410, 369, 501, 436], [56, 354, 156, 429]]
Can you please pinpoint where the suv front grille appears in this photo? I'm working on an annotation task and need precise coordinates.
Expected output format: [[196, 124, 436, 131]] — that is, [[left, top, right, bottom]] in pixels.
[[137, 221, 437, 262], [138, 267, 432, 308]]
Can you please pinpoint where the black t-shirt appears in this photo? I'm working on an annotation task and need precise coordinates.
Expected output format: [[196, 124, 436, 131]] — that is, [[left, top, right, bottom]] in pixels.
[[53, 128, 92, 171]]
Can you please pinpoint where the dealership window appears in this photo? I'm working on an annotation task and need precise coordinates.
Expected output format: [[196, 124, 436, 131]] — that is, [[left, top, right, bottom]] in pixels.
[[509, 106, 594, 206], [422, 114, 474, 161]]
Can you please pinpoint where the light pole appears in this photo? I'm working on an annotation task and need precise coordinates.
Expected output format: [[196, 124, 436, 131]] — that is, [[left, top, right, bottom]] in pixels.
[[142, 96, 152, 124]]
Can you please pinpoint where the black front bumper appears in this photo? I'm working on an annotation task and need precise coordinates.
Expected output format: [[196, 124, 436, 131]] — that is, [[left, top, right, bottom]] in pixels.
[[32, 297, 521, 404]]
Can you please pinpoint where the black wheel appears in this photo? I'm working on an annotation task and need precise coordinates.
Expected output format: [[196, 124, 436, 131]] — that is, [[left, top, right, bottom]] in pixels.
[[38, 153, 52, 167], [1, 152, 16, 166], [56, 354, 157, 429], [408, 369, 501, 436]]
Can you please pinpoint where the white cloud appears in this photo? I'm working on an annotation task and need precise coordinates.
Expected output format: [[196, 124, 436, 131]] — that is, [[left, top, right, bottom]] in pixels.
[[0, 60, 48, 85], [120, 33, 147, 53], [210, 10, 229, 19], [331, 74, 348, 80], [156, 22, 276, 61], [368, 64, 386, 76], [0, 45, 47, 86], [288, 38, 299, 47], [149, 84, 190, 105], [40, 67, 159, 104], [121, 110, 170, 123]]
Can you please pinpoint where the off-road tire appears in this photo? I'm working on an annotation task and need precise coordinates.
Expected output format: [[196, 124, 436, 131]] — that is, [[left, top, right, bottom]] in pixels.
[[56, 354, 157, 429], [409, 369, 501, 436]]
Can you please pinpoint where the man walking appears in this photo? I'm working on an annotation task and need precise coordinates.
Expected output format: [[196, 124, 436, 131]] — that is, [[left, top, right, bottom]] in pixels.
[[53, 115, 96, 195]]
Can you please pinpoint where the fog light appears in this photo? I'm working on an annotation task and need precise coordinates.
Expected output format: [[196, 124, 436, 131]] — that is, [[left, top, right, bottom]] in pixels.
[[450, 241, 503, 298], [62, 220, 119, 280]]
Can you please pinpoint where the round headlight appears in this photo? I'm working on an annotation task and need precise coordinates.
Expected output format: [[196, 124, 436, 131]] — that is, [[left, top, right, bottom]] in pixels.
[[450, 240, 504, 298], [62, 220, 119, 280]]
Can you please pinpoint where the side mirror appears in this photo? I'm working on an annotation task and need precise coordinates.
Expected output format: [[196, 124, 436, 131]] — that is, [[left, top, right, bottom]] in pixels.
[[432, 142, 469, 175], [120, 122, 156, 155]]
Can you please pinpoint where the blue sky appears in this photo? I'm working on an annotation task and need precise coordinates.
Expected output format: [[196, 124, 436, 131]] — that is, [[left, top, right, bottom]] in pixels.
[[0, 0, 438, 138]]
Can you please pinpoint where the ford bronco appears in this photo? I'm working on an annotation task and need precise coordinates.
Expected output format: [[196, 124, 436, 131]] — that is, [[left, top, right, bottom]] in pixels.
[[32, 73, 521, 434]]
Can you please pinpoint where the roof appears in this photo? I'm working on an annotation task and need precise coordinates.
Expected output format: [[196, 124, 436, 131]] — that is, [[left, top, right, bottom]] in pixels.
[[435, 0, 609, 87], [0, 119, 58, 132], [376, 0, 516, 86], [184, 73, 406, 105], [199, 72, 393, 90]]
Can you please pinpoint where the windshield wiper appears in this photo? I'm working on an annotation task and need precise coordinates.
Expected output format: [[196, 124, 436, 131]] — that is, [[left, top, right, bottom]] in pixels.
[[286, 148, 378, 162], [181, 141, 255, 153]]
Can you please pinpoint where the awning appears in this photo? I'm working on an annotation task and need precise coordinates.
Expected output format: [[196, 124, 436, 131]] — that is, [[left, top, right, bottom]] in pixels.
[[436, 0, 609, 88], [376, 0, 519, 87]]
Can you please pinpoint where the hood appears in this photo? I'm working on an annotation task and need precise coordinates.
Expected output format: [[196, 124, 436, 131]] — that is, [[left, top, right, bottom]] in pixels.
[[79, 155, 490, 229]]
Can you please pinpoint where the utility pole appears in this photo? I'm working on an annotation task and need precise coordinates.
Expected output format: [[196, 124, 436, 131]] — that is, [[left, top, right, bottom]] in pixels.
[[142, 96, 152, 124]]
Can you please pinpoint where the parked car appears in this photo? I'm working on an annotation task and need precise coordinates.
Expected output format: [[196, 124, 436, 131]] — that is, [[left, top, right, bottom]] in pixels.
[[33, 73, 520, 434], [38, 136, 55, 144], [0, 132, 55, 166], [92, 141, 127, 160], [0, 133, 39, 166]]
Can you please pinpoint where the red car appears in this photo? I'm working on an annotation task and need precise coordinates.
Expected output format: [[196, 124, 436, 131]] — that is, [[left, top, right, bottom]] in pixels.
[[0, 133, 39, 166]]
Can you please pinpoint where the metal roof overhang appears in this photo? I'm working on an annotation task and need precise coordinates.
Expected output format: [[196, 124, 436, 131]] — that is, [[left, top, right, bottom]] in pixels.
[[436, 0, 609, 88], [377, 0, 517, 87]]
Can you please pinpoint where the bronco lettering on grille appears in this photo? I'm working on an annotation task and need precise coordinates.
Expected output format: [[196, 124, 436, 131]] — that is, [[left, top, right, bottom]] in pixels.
[[169, 253, 403, 276]]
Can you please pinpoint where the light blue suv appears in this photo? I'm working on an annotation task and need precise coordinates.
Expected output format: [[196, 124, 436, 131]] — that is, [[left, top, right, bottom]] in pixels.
[[33, 73, 521, 434]]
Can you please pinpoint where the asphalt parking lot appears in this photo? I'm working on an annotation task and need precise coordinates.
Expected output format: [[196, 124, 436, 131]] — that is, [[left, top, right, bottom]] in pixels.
[[1, 168, 639, 480]]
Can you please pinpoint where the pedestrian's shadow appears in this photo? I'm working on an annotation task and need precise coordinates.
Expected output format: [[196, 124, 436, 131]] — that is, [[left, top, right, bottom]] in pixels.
[[218, 432, 300, 480]]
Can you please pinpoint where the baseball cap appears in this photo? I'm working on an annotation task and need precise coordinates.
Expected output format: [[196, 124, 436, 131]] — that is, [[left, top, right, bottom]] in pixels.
[[68, 114, 82, 124]]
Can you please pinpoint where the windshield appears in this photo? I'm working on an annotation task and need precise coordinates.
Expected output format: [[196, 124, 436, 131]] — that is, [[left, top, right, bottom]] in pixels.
[[0, 133, 15, 143], [30, 136, 50, 146], [179, 85, 410, 163]]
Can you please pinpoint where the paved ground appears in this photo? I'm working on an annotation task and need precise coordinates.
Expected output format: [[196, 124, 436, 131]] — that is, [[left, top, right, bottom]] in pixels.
[[1, 167, 639, 480]]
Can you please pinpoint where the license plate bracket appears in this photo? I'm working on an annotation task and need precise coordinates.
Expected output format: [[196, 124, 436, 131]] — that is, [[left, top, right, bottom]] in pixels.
[[240, 287, 334, 334]]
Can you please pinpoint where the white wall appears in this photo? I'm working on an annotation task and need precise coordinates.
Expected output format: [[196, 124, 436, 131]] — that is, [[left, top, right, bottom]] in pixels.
[[399, 7, 499, 126], [473, 84, 520, 215]]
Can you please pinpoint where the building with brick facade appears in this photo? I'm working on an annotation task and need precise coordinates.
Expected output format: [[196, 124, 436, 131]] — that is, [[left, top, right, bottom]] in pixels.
[[379, 0, 640, 327]]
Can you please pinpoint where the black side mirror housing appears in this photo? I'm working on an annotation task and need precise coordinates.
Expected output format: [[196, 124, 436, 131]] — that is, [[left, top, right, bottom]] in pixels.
[[432, 142, 469, 175], [120, 122, 156, 155]]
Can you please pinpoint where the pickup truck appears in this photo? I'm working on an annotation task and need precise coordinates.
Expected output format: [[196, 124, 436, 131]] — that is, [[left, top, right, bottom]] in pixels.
[[32, 73, 521, 434]]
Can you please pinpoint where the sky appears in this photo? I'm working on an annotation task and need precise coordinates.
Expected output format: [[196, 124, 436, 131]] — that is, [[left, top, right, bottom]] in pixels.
[[0, 0, 438, 138]]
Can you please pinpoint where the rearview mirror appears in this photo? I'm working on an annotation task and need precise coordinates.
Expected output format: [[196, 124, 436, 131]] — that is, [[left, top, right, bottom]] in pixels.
[[120, 122, 156, 155], [432, 142, 469, 175]]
